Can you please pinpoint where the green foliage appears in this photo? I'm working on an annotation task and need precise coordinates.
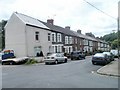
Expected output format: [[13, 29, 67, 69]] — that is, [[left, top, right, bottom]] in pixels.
[[101, 32, 117, 42], [111, 39, 120, 49], [25, 59, 38, 65], [0, 20, 7, 50], [101, 32, 120, 49]]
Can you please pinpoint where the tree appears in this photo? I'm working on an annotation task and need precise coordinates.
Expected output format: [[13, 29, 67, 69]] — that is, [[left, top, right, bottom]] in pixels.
[[102, 32, 117, 42], [0, 20, 7, 50]]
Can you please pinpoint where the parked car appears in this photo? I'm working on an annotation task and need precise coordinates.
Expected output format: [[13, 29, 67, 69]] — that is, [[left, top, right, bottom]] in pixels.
[[110, 49, 120, 58], [103, 52, 114, 61], [2, 57, 29, 65], [70, 51, 85, 60], [1, 50, 15, 60], [44, 53, 68, 65], [92, 53, 110, 65]]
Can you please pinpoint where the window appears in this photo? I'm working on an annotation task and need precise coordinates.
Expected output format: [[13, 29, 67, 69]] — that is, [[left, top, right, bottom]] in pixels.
[[57, 45, 61, 53], [55, 46, 57, 53], [34, 46, 42, 57], [84, 39, 88, 45], [65, 36, 68, 44], [57, 33, 61, 42], [75, 38, 77, 44], [69, 37, 72, 44], [48, 33, 51, 41], [35, 32, 39, 41], [52, 33, 56, 42]]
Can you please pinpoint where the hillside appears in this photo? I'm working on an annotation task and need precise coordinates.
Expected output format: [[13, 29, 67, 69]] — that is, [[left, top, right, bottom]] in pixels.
[[100, 31, 120, 49]]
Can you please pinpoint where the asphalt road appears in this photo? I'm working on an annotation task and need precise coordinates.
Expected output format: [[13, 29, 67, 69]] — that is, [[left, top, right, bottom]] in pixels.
[[2, 56, 118, 88]]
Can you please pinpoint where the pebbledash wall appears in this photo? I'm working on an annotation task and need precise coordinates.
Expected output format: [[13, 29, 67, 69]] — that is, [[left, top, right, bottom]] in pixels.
[[5, 12, 52, 57], [5, 12, 109, 58]]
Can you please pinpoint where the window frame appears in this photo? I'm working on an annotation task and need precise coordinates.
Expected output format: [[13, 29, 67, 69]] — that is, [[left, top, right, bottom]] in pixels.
[[48, 33, 51, 41], [35, 31, 39, 41]]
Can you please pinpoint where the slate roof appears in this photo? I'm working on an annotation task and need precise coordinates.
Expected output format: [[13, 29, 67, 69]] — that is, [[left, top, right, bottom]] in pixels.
[[39, 20, 77, 37], [72, 31, 98, 41], [14, 12, 107, 43], [15, 12, 49, 29]]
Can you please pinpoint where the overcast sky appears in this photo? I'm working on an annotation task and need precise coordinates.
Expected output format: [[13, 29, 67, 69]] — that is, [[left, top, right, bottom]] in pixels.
[[0, 0, 119, 37]]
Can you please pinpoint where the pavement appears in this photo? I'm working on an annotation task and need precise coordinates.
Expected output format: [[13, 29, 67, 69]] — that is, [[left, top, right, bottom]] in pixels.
[[97, 58, 120, 77]]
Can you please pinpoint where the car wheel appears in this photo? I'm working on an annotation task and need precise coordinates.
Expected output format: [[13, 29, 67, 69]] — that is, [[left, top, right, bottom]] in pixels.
[[10, 61, 15, 65], [55, 60, 58, 64], [92, 62, 96, 65], [71, 58, 73, 60], [65, 59, 67, 63]]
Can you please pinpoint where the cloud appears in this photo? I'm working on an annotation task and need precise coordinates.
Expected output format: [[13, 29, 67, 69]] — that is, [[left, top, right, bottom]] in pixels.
[[0, 0, 119, 37]]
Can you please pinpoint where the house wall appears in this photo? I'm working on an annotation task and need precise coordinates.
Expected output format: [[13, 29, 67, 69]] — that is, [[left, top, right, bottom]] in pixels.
[[79, 38, 84, 51], [5, 13, 27, 57], [26, 25, 52, 57]]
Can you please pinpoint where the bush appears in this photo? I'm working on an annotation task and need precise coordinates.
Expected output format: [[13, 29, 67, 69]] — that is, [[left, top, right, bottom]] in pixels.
[[25, 59, 38, 65]]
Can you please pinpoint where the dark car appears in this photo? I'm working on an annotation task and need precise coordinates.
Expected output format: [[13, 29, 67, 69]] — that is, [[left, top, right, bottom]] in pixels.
[[103, 52, 114, 61], [92, 53, 110, 65], [71, 51, 85, 60]]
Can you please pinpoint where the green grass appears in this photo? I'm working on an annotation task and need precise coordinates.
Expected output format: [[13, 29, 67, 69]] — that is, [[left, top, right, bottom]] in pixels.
[[24, 59, 38, 65]]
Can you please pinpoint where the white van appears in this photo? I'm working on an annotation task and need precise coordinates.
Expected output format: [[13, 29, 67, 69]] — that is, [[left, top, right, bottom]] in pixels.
[[110, 50, 120, 57]]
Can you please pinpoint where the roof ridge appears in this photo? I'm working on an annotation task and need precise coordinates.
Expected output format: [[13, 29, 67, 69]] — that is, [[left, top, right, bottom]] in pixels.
[[15, 12, 38, 21]]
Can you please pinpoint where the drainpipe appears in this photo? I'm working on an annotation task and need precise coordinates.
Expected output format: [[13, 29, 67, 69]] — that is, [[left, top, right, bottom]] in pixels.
[[25, 25, 28, 57]]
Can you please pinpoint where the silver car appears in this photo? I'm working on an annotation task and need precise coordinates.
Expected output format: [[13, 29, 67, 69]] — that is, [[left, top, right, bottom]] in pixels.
[[44, 53, 68, 65]]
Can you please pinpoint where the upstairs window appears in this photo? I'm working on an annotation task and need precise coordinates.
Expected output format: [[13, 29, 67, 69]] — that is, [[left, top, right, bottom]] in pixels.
[[52, 33, 56, 42], [57, 33, 62, 42], [48, 33, 51, 41], [35, 32, 39, 41], [65, 36, 68, 44], [69, 37, 72, 44]]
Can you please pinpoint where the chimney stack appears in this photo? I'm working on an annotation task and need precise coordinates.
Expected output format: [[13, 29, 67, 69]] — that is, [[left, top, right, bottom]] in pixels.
[[77, 30, 81, 34], [65, 26, 70, 30], [47, 19, 54, 25]]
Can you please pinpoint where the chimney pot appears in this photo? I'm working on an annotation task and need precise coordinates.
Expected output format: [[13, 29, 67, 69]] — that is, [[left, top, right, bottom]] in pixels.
[[77, 30, 81, 34], [47, 19, 54, 25], [65, 26, 70, 30]]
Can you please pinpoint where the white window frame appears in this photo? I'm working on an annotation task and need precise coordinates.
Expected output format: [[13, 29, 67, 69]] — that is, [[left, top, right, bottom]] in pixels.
[[35, 31, 39, 41], [65, 36, 68, 44], [48, 33, 51, 41], [52, 33, 56, 42], [69, 36, 72, 44], [75, 38, 77, 44], [57, 33, 62, 42]]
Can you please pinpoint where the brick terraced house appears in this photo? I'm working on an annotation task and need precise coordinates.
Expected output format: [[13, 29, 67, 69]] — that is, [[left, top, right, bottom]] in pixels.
[[5, 12, 109, 57]]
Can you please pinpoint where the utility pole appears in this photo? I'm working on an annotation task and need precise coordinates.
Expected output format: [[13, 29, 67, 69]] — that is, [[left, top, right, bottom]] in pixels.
[[118, 1, 120, 59], [118, 18, 120, 59]]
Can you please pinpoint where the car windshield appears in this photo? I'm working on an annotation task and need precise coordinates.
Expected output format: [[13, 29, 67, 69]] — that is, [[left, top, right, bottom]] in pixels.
[[94, 53, 104, 57]]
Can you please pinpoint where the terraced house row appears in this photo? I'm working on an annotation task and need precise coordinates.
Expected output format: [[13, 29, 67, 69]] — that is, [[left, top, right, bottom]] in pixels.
[[5, 12, 109, 57]]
